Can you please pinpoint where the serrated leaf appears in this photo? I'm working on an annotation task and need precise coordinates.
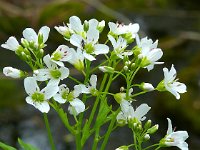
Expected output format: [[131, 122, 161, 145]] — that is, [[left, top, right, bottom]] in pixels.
[[0, 141, 16, 150], [18, 138, 39, 150]]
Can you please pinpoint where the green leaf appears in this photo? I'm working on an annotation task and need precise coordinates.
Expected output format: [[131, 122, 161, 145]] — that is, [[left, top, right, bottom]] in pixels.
[[18, 138, 39, 150], [0, 141, 16, 150]]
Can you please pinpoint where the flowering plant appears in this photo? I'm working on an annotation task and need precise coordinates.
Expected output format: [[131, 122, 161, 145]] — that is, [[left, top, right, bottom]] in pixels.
[[1, 16, 188, 150]]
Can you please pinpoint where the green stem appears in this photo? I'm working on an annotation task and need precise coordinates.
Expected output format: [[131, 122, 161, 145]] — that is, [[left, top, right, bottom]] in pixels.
[[100, 108, 120, 150], [143, 144, 160, 150], [43, 113, 56, 150], [133, 131, 138, 150]]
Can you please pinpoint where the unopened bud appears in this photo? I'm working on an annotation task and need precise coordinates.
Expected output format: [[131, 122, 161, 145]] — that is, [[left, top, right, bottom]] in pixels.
[[99, 66, 114, 73], [116, 145, 129, 150], [144, 120, 152, 130], [123, 66, 129, 71], [3, 67, 25, 78], [114, 93, 126, 104], [147, 124, 159, 134], [143, 134, 150, 141], [140, 83, 154, 91], [97, 20, 105, 32]]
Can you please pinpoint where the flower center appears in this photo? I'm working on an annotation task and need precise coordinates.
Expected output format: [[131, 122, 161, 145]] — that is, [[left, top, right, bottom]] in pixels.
[[31, 92, 45, 103], [52, 51, 62, 61], [50, 69, 61, 79], [85, 43, 94, 54]]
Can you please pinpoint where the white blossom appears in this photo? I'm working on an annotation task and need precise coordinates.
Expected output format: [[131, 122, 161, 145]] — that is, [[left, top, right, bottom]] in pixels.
[[108, 35, 132, 59], [117, 100, 151, 124], [51, 45, 73, 66], [136, 35, 163, 71], [162, 118, 189, 150], [34, 54, 69, 85], [108, 22, 139, 39], [1, 36, 20, 51], [163, 65, 187, 99], [22, 26, 50, 47], [70, 28, 109, 61], [79, 74, 98, 95], [24, 77, 58, 113], [3, 67, 24, 78]]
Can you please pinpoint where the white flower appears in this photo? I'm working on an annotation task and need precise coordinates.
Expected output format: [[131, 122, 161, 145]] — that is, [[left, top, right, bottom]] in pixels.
[[79, 74, 98, 95], [70, 28, 109, 61], [108, 35, 132, 59], [24, 77, 59, 113], [67, 48, 85, 71], [1, 36, 20, 51], [136, 35, 163, 71], [54, 25, 72, 40], [163, 64, 187, 99], [108, 22, 139, 39], [34, 54, 69, 85], [162, 118, 189, 150], [53, 84, 85, 116], [117, 100, 151, 124], [22, 26, 50, 47], [51, 45, 73, 66], [3, 67, 24, 78]]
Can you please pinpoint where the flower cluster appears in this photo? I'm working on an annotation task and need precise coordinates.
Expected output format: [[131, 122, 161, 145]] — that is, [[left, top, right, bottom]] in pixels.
[[1, 16, 188, 150]]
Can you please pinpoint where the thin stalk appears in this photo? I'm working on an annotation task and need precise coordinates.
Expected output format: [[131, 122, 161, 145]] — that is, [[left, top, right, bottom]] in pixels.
[[143, 144, 160, 150], [99, 108, 120, 150], [43, 113, 56, 150]]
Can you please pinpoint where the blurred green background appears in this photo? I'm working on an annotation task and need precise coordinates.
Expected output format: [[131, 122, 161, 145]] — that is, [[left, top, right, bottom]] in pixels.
[[0, 0, 200, 149]]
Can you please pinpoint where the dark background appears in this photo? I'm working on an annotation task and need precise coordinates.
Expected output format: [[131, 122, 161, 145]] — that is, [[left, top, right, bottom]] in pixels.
[[0, 0, 200, 149]]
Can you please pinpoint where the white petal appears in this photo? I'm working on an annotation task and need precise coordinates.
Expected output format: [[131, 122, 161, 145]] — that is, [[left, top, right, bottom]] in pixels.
[[59, 67, 69, 80], [23, 28, 37, 42], [3, 67, 21, 78], [53, 94, 66, 104], [43, 54, 57, 69], [35, 101, 50, 113], [167, 118, 173, 134], [177, 142, 188, 150], [39, 26, 50, 43], [34, 69, 50, 81], [94, 44, 109, 55], [69, 16, 83, 33], [86, 28, 99, 44], [1, 36, 19, 51], [78, 84, 90, 93], [165, 84, 180, 99], [164, 64, 177, 83], [73, 85, 82, 97], [83, 52, 96, 61], [69, 98, 85, 115], [171, 82, 187, 93], [42, 82, 59, 99], [88, 19, 98, 30], [58, 45, 73, 61], [70, 34, 83, 48], [108, 35, 117, 48], [90, 74, 97, 88], [24, 77, 39, 95], [134, 103, 151, 121], [147, 48, 163, 62]]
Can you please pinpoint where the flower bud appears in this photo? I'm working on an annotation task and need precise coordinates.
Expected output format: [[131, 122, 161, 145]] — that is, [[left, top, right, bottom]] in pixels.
[[123, 66, 129, 71], [114, 93, 125, 104], [21, 38, 29, 48], [143, 134, 150, 141], [99, 66, 114, 73], [116, 145, 129, 150], [97, 20, 105, 32], [84, 20, 89, 31], [140, 82, 154, 91], [147, 124, 159, 134], [3, 67, 25, 78], [144, 120, 152, 130]]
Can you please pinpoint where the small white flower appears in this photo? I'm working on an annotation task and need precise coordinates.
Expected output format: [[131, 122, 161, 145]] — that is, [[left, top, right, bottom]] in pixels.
[[24, 77, 59, 113], [1, 36, 20, 51], [108, 22, 139, 39], [70, 28, 109, 61], [22, 26, 50, 47], [54, 25, 72, 40], [79, 74, 98, 95], [34, 54, 69, 85], [163, 65, 187, 99], [3, 67, 24, 78], [162, 118, 189, 150], [51, 45, 73, 66], [67, 48, 85, 71], [136, 35, 164, 71], [108, 35, 132, 59], [117, 100, 151, 124]]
